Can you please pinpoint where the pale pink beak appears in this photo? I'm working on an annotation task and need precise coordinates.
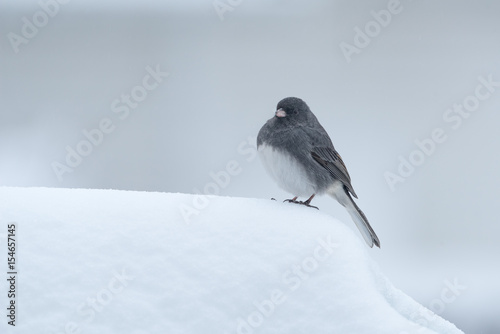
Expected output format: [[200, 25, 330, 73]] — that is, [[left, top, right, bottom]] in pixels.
[[275, 108, 286, 118]]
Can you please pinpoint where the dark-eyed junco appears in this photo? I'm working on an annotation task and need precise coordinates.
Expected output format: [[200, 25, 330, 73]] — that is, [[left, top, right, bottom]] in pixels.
[[257, 97, 380, 248]]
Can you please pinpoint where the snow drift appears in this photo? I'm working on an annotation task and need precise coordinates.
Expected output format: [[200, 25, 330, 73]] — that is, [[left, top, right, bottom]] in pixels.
[[0, 187, 463, 334]]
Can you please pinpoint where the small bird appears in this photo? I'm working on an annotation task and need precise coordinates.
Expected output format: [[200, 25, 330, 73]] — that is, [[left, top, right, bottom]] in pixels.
[[257, 97, 380, 248]]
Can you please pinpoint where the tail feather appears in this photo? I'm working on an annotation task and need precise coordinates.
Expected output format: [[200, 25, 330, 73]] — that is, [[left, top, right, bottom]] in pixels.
[[344, 191, 380, 248]]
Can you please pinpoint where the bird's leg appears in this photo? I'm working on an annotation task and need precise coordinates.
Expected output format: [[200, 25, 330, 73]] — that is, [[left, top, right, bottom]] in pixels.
[[284, 196, 299, 203], [301, 194, 319, 210], [284, 195, 319, 210], [304, 194, 315, 205]]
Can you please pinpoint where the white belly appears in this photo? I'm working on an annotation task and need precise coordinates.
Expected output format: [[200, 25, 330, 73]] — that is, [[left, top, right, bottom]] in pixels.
[[258, 144, 316, 197]]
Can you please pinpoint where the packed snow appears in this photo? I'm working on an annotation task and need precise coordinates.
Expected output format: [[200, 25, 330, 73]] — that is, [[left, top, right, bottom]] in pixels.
[[0, 187, 463, 334]]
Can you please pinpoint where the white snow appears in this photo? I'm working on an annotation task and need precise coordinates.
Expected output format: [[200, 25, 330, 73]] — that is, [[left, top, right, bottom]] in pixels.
[[0, 187, 463, 334]]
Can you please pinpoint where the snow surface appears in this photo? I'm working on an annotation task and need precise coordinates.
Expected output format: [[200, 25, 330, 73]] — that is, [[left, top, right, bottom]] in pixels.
[[0, 187, 463, 334]]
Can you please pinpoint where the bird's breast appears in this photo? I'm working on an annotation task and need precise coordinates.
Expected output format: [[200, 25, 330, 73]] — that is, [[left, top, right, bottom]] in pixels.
[[257, 143, 316, 197]]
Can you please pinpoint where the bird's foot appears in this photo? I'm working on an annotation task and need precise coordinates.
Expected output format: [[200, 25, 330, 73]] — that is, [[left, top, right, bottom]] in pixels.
[[283, 197, 319, 210], [302, 194, 319, 210], [301, 201, 319, 210], [283, 196, 299, 204]]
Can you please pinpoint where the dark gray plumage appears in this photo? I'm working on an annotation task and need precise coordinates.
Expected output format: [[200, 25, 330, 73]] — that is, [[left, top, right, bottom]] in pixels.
[[257, 97, 380, 248]]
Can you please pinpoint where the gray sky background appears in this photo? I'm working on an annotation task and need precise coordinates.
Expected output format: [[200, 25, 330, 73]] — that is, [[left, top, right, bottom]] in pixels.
[[1, 1, 500, 332]]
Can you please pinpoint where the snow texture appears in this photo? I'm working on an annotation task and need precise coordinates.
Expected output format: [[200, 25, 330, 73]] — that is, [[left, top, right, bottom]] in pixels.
[[0, 187, 463, 334]]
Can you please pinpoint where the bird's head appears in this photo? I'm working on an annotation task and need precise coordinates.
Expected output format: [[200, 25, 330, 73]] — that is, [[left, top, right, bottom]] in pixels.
[[274, 97, 314, 125]]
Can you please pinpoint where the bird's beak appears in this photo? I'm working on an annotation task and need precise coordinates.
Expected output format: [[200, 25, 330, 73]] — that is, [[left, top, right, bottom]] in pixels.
[[275, 108, 286, 118]]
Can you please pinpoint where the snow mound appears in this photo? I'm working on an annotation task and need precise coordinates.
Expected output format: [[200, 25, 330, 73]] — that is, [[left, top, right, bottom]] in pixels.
[[0, 187, 463, 334]]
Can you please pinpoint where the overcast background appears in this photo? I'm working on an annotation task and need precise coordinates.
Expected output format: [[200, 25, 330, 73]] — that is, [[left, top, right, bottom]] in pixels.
[[1, 1, 500, 333]]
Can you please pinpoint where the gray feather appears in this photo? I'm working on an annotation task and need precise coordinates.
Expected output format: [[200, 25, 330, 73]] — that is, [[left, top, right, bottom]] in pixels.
[[257, 97, 380, 248]]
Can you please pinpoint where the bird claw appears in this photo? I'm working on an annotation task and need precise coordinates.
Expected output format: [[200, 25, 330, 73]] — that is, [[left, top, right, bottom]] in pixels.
[[283, 198, 298, 204], [302, 202, 319, 210], [283, 198, 319, 210]]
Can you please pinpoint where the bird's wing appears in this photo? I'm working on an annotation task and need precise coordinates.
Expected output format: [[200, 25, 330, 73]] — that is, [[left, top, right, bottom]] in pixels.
[[311, 146, 358, 198]]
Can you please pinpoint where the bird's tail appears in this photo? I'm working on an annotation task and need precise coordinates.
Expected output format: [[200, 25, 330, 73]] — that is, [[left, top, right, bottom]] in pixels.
[[342, 190, 380, 248]]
